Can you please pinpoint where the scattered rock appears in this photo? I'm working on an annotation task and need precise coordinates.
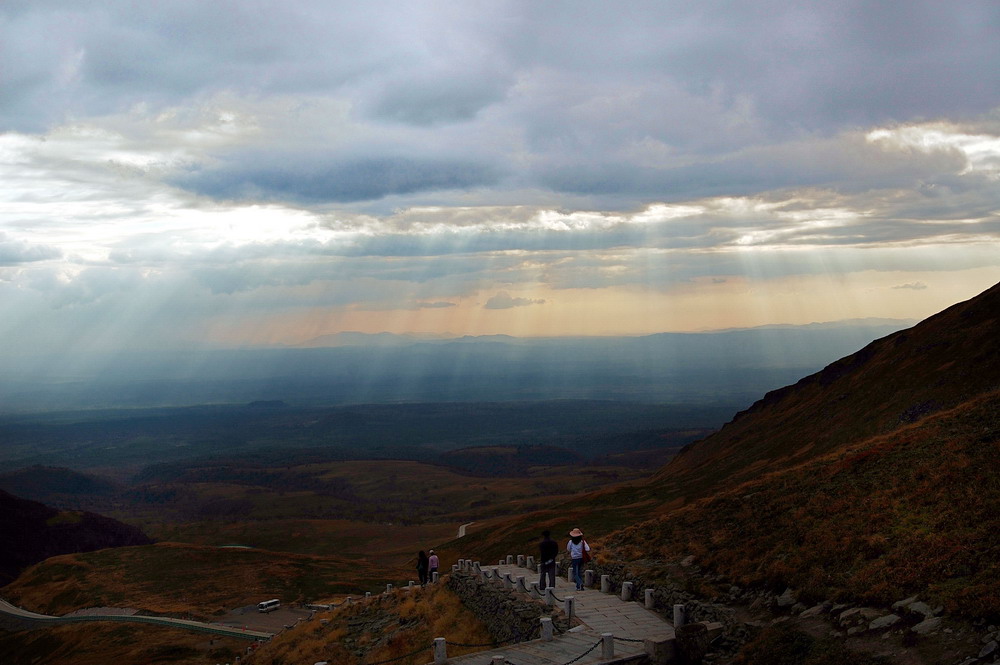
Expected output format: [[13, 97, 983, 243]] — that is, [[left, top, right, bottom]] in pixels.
[[912, 617, 943, 634], [906, 601, 935, 618], [892, 596, 919, 610], [799, 604, 827, 618], [870, 614, 902, 631], [680, 555, 696, 567], [979, 641, 998, 660], [776, 588, 797, 607], [847, 626, 866, 636], [839, 608, 882, 627], [791, 602, 807, 615]]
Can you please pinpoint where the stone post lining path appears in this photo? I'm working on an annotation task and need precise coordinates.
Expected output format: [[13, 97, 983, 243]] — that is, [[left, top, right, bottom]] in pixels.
[[444, 561, 674, 665]]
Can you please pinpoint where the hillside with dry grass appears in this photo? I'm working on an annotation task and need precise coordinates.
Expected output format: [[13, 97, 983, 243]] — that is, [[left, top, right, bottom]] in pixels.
[[452, 282, 1000, 633], [0, 621, 248, 665], [3, 542, 398, 619], [251, 583, 493, 665], [611, 388, 1000, 617]]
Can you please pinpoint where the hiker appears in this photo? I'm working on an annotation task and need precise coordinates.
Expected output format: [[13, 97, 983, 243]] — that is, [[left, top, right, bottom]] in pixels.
[[538, 530, 558, 590], [567, 528, 591, 591], [428, 549, 439, 580], [417, 550, 429, 585]]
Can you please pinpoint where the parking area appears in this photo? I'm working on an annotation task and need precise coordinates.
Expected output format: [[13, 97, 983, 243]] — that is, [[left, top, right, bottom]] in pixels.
[[217, 604, 314, 633]]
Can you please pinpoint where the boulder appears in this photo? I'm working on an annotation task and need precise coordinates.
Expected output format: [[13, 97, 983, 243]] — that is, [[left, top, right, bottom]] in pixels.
[[799, 604, 827, 619], [905, 601, 934, 618], [776, 588, 797, 607], [911, 617, 943, 635], [979, 641, 998, 660], [869, 614, 902, 631], [839, 608, 882, 627], [891, 595, 918, 610]]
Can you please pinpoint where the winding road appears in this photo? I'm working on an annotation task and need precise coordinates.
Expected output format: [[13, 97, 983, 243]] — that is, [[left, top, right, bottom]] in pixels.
[[0, 598, 273, 641]]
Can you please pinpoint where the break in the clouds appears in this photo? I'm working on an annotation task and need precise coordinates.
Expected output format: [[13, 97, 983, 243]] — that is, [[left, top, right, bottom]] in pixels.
[[1, 1, 999, 353]]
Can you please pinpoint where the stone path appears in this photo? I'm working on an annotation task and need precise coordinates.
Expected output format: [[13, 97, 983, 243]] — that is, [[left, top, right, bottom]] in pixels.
[[444, 562, 674, 665]]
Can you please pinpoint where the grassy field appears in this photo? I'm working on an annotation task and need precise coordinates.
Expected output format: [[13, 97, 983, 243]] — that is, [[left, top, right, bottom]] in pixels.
[[0, 622, 249, 665], [3, 542, 404, 618]]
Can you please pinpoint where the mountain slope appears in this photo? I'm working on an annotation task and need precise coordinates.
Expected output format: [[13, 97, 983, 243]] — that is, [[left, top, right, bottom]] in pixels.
[[612, 388, 1000, 616], [0, 489, 153, 586], [651, 280, 1000, 500], [454, 282, 1000, 574]]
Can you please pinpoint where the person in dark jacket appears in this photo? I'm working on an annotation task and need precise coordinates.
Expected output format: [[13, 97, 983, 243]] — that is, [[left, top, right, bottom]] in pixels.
[[417, 550, 429, 585], [538, 530, 558, 590]]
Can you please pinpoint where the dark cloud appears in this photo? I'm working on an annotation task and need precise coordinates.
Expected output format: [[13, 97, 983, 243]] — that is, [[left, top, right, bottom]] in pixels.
[[484, 291, 545, 309], [0, 234, 61, 265], [173, 156, 501, 203]]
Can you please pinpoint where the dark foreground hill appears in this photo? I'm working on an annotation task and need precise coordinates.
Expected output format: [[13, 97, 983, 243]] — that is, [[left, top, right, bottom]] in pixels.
[[0, 489, 152, 586]]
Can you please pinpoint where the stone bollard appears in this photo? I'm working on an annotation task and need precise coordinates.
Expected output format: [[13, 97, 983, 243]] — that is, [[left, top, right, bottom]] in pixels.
[[517, 554, 526, 567], [432, 572, 440, 584], [645, 636, 676, 665], [408, 581, 415, 589], [526, 555, 535, 571], [491, 657, 505, 665], [545, 587, 556, 606], [602, 633, 615, 660], [366, 591, 372, 599], [433, 637, 447, 665], [516, 575, 527, 593], [565, 595, 576, 622], [386, 583, 393, 594], [492, 567, 501, 582], [458, 559, 466, 571], [530, 582, 541, 599], [601, 574, 611, 593], [507, 554, 514, 565], [645, 588, 655, 609], [584, 570, 595, 587], [474, 562, 482, 575], [621, 581, 634, 601], [346, 596, 353, 605], [499, 559, 505, 567], [673, 604, 686, 627], [567, 565, 574, 584], [503, 573, 514, 589], [541, 617, 554, 642], [452, 564, 459, 574]]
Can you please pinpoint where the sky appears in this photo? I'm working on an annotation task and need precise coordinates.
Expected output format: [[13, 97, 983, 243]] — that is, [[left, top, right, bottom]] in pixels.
[[2, 0, 999, 355]]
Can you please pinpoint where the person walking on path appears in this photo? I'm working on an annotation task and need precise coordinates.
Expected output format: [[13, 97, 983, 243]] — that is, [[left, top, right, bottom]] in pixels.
[[417, 550, 429, 586], [428, 550, 439, 580], [567, 528, 591, 591], [538, 530, 558, 590]]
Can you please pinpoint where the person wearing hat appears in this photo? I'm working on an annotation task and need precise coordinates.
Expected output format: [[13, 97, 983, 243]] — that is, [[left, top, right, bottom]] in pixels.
[[567, 528, 591, 591], [428, 549, 440, 580]]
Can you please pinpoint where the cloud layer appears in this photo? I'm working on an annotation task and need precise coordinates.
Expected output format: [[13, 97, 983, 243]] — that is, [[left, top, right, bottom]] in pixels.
[[1, 1, 999, 353]]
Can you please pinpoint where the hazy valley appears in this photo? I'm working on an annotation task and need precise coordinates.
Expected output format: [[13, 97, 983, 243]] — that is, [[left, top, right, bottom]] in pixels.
[[1, 302, 998, 665]]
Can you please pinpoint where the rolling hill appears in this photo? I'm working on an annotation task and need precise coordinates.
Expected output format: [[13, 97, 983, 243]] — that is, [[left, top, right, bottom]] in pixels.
[[0, 490, 153, 586]]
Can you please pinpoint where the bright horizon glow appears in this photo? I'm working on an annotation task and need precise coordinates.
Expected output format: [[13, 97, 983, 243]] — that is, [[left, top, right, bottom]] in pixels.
[[1, 3, 999, 356]]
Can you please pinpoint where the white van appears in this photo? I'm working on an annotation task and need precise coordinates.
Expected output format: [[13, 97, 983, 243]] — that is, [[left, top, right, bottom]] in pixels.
[[257, 599, 280, 613]]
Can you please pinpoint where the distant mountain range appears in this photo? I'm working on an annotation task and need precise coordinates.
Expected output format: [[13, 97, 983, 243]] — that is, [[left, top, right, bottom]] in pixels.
[[0, 319, 915, 412]]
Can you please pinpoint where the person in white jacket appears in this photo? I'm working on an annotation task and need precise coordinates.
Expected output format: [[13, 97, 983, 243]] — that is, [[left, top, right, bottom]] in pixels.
[[566, 528, 591, 591]]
